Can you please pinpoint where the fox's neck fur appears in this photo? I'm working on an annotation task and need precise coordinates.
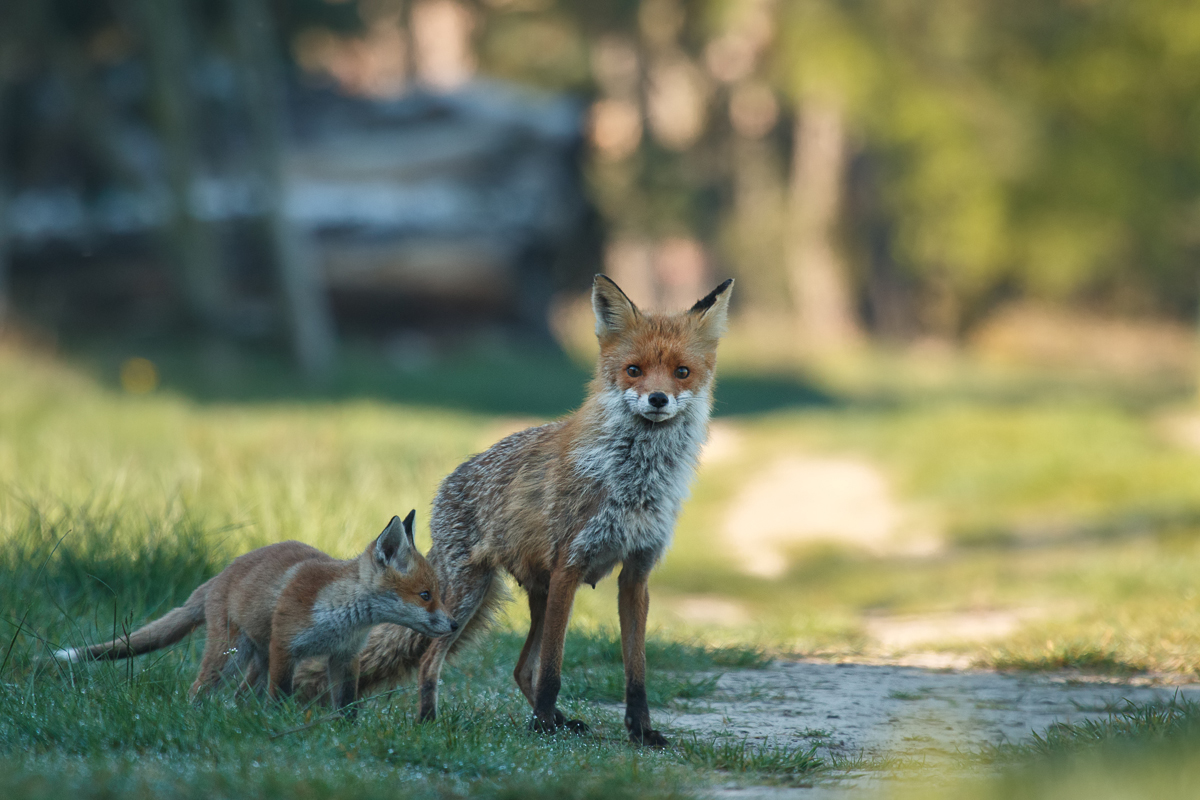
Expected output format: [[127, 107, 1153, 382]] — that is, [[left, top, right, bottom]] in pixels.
[[564, 382, 711, 581], [572, 383, 710, 506], [288, 559, 396, 658]]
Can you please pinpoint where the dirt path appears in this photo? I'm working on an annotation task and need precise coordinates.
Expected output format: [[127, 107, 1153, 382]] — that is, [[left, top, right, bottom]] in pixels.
[[662, 661, 1200, 798], [722, 454, 939, 578]]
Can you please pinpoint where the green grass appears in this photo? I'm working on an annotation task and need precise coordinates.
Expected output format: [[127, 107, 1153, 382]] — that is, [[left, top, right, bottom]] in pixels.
[[915, 697, 1200, 800], [0, 494, 767, 799], [985, 695, 1200, 761], [675, 735, 823, 783], [5, 337, 1200, 796]]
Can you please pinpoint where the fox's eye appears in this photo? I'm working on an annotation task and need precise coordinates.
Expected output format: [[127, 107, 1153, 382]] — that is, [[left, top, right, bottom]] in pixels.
[[626, 365, 642, 378], [675, 366, 690, 379], [420, 591, 431, 601]]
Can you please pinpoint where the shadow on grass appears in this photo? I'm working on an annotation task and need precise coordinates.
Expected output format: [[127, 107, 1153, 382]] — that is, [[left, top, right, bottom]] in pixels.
[[68, 338, 840, 418]]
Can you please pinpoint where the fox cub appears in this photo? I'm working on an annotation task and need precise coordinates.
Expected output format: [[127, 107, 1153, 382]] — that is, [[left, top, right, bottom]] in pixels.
[[307, 275, 733, 745], [56, 512, 457, 716]]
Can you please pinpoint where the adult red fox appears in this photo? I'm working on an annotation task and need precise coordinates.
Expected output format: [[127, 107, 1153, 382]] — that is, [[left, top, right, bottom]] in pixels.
[[56, 512, 457, 716], [297, 275, 732, 744]]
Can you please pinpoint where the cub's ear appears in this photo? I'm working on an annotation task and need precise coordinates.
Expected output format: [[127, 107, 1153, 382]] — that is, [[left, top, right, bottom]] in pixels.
[[592, 274, 639, 340], [375, 515, 414, 568], [401, 509, 417, 545], [689, 278, 733, 341]]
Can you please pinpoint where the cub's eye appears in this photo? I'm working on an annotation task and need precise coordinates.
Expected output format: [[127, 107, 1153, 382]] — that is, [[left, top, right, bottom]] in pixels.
[[675, 366, 690, 379], [626, 365, 642, 378], [420, 591, 431, 601]]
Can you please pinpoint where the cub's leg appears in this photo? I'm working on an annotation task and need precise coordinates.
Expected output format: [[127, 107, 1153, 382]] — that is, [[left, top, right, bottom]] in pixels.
[[267, 635, 295, 700], [189, 618, 236, 701], [328, 655, 361, 719], [229, 634, 268, 699]]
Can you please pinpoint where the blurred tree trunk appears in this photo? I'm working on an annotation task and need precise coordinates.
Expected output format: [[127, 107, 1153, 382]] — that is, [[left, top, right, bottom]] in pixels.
[[0, 177, 9, 333], [128, 0, 228, 331], [0, 1, 29, 333], [728, 131, 789, 313], [231, 0, 335, 379], [787, 98, 861, 351]]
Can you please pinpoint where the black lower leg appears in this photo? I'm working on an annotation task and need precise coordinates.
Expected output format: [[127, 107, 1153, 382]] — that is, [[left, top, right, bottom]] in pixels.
[[625, 682, 667, 746], [418, 678, 438, 722], [531, 670, 561, 730]]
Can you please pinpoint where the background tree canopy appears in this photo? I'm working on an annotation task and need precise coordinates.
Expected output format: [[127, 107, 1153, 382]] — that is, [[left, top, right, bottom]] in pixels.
[[1, 0, 1197, 351]]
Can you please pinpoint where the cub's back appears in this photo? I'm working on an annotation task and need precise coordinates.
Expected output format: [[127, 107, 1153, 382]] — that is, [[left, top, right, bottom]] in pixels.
[[220, 541, 332, 647]]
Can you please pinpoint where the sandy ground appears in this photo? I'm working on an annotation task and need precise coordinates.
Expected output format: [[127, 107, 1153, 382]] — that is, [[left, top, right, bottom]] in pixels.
[[655, 661, 1200, 798], [721, 451, 940, 579]]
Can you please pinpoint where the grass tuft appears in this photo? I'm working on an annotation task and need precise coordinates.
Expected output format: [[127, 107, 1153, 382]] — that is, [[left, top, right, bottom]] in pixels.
[[983, 642, 1145, 675], [675, 735, 823, 783]]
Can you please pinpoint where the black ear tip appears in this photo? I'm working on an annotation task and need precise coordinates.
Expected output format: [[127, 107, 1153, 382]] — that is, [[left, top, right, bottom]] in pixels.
[[690, 279, 734, 313], [403, 509, 416, 527]]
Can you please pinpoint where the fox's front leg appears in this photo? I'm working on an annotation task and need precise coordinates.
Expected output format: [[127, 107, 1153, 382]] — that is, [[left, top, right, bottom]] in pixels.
[[328, 655, 360, 720], [529, 567, 589, 735], [514, 588, 547, 708], [267, 638, 295, 700], [618, 563, 668, 747]]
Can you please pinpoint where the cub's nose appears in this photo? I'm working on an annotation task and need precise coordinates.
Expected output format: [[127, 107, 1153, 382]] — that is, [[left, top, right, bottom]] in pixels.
[[648, 392, 669, 409], [449, 619, 459, 632]]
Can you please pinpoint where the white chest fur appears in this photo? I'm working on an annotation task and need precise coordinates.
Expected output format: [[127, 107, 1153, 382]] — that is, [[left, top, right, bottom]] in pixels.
[[567, 388, 709, 572]]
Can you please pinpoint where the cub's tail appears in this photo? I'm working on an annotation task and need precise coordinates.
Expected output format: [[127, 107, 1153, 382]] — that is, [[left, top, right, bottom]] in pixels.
[[54, 577, 214, 662]]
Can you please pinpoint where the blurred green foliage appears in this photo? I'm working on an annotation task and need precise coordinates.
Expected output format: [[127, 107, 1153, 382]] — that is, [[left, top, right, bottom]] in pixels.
[[472, 0, 1200, 328], [5, 0, 1197, 334]]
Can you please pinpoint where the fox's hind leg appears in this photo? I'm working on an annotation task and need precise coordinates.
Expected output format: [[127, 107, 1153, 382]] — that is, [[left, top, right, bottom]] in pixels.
[[189, 621, 237, 701], [228, 634, 268, 699]]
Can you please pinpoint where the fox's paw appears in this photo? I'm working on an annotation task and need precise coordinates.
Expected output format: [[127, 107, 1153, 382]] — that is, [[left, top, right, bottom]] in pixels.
[[628, 726, 669, 748], [529, 712, 558, 734], [529, 710, 591, 736], [560, 717, 591, 735]]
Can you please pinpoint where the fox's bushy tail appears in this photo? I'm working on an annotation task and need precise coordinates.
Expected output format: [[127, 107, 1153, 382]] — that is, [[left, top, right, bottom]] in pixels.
[[54, 577, 214, 662]]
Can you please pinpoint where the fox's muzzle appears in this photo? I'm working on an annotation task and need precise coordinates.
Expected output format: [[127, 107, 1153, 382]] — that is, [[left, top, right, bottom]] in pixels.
[[627, 388, 682, 421], [421, 612, 458, 638]]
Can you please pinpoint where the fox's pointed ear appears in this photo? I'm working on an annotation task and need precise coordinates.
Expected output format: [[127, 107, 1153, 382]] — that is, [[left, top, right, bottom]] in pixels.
[[592, 274, 639, 340], [401, 509, 417, 545], [375, 515, 414, 568], [690, 278, 733, 341]]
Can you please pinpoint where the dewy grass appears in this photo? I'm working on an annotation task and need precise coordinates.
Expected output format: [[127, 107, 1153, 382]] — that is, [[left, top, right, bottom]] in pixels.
[[7, 341, 1200, 795], [674, 734, 824, 782], [0, 496, 763, 799]]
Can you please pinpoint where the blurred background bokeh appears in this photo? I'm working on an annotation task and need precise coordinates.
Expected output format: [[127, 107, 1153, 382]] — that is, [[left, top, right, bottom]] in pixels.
[[3, 0, 1199, 375], [6, 4, 1200, 796]]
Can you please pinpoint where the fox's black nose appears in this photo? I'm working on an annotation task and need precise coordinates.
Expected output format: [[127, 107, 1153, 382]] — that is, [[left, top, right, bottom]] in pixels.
[[449, 619, 459, 632], [648, 392, 669, 409]]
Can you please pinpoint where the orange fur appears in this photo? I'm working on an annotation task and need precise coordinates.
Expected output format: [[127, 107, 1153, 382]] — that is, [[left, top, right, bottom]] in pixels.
[[57, 513, 456, 717], [396, 275, 734, 745]]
